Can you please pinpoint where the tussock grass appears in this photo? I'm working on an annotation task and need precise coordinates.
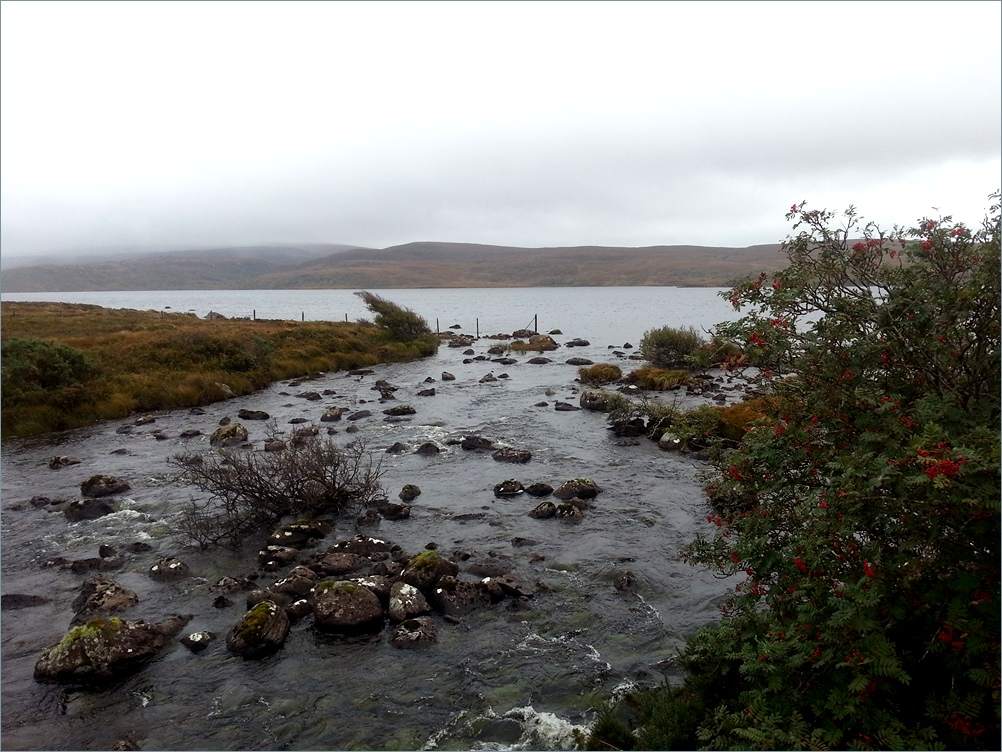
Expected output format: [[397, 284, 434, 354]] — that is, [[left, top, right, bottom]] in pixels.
[[1, 302, 437, 438], [625, 366, 691, 390], [578, 363, 622, 385]]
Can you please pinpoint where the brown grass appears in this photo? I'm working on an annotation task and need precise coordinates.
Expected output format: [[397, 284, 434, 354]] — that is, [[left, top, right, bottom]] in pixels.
[[1, 302, 437, 438], [578, 363, 623, 385], [625, 367, 691, 390]]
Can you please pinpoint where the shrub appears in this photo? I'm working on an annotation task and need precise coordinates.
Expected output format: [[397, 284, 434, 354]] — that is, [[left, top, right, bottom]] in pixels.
[[1, 337, 93, 405], [625, 366, 691, 390], [578, 363, 622, 385], [640, 325, 705, 367], [596, 197, 1001, 749], [355, 291, 430, 341], [170, 438, 383, 548]]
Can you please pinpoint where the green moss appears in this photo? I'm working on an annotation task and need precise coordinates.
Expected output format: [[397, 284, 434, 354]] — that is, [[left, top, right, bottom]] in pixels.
[[314, 579, 361, 595], [238, 601, 278, 635], [51, 617, 124, 659], [409, 550, 442, 569]]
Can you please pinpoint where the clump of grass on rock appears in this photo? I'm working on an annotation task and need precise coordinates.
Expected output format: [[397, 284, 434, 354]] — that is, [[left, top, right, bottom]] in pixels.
[[639, 325, 705, 368], [578, 363, 622, 385]]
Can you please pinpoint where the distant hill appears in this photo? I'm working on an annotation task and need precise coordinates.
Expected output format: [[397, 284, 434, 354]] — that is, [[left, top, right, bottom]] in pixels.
[[0, 244, 364, 292], [0, 241, 786, 292]]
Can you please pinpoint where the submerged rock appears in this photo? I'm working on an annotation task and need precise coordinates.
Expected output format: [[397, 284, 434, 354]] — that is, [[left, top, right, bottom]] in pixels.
[[554, 401, 581, 411], [2, 594, 50, 610], [390, 616, 437, 648], [321, 407, 347, 422], [237, 409, 270, 421], [415, 442, 441, 456], [461, 435, 494, 451], [226, 601, 289, 657], [48, 456, 81, 469], [347, 410, 371, 421], [416, 388, 436, 397], [378, 502, 411, 521], [383, 405, 416, 417], [34, 615, 190, 682], [430, 576, 491, 615], [492, 448, 532, 464]]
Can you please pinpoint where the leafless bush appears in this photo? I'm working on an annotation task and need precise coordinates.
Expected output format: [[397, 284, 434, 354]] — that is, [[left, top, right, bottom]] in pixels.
[[169, 437, 383, 548]]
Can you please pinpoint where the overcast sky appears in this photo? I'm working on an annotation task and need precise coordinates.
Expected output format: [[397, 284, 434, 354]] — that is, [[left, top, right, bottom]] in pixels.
[[1, 0, 999, 258]]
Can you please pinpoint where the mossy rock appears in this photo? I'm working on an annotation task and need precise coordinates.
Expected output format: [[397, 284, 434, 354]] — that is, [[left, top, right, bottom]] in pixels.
[[399, 550, 459, 591], [311, 579, 384, 630], [35, 615, 189, 682], [226, 601, 289, 657]]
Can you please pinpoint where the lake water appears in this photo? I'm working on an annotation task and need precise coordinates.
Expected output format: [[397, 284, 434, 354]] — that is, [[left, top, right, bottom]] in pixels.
[[0, 287, 740, 344], [1, 287, 746, 750]]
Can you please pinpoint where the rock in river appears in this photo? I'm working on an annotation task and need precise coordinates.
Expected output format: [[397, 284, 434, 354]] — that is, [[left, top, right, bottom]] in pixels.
[[237, 409, 270, 420], [311, 580, 384, 631], [72, 577, 139, 624], [388, 582, 430, 622], [399, 550, 459, 591], [528, 501, 557, 519], [80, 475, 130, 498], [34, 615, 190, 683], [441, 371, 456, 381], [226, 601, 289, 657], [492, 448, 532, 464], [210, 423, 248, 447], [493, 479, 524, 498], [383, 405, 416, 417], [553, 478, 601, 500], [64, 498, 117, 522], [149, 557, 190, 581], [180, 631, 216, 653], [554, 401, 581, 411], [415, 442, 441, 456], [399, 484, 421, 502], [390, 616, 437, 648], [525, 482, 553, 497]]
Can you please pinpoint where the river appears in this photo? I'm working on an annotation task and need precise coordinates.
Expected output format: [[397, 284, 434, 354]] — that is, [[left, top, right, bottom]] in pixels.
[[1, 287, 742, 750]]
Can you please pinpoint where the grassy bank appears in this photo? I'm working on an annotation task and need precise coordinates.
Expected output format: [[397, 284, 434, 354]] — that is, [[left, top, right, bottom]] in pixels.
[[1, 302, 438, 438]]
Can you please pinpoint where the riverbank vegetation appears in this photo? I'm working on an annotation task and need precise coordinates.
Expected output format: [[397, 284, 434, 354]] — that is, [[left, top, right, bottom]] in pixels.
[[1, 295, 437, 438], [589, 198, 1000, 749]]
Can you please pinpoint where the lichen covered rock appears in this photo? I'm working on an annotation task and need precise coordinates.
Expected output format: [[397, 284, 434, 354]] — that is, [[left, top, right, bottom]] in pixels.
[[226, 601, 289, 657]]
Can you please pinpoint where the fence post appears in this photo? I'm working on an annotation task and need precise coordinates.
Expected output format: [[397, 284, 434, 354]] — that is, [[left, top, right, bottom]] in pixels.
[[476, 318, 479, 338], [345, 313, 348, 322], [253, 309, 256, 321], [301, 311, 305, 322], [436, 317, 439, 334], [534, 314, 538, 333]]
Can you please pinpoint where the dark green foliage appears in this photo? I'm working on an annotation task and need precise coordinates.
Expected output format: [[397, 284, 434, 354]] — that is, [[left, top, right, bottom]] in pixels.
[[1, 337, 93, 406], [639, 325, 705, 368], [355, 291, 431, 341], [595, 197, 1001, 750]]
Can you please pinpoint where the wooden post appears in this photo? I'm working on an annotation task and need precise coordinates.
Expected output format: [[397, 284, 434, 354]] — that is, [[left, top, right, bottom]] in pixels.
[[436, 317, 440, 334], [476, 318, 479, 338], [534, 314, 538, 333], [253, 309, 256, 321], [301, 311, 305, 322], [345, 313, 349, 323]]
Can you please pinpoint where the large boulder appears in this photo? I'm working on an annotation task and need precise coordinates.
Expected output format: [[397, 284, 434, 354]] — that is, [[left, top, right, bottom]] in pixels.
[[441, 372, 456, 381], [311, 580, 384, 631], [80, 475, 130, 498], [399, 550, 459, 591], [388, 581, 430, 622], [34, 615, 190, 682], [226, 601, 290, 657], [399, 484, 421, 502], [71, 577, 139, 624], [528, 501, 557, 519], [525, 482, 553, 497], [210, 423, 248, 447]]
